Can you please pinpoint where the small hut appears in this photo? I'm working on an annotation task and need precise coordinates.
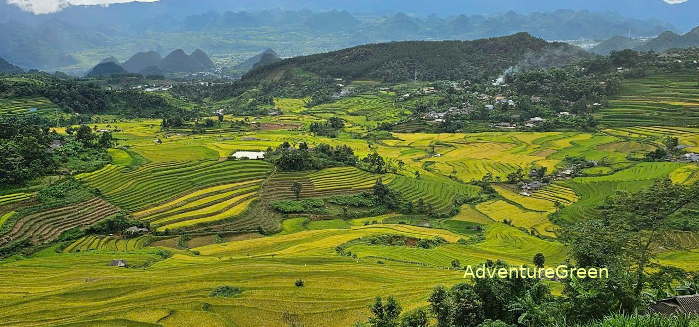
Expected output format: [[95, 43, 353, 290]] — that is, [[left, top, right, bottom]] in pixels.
[[109, 259, 128, 268]]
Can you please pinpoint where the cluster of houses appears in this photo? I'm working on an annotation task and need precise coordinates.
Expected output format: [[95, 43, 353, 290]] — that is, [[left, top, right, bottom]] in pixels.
[[132, 84, 173, 92], [683, 152, 699, 162]]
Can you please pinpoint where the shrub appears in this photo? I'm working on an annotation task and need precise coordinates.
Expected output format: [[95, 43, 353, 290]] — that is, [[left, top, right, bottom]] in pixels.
[[210, 286, 243, 298], [271, 199, 325, 213], [295, 279, 305, 287]]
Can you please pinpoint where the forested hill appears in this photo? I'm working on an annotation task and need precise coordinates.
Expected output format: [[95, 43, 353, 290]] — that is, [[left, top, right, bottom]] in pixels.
[[0, 57, 23, 74], [242, 32, 590, 83]]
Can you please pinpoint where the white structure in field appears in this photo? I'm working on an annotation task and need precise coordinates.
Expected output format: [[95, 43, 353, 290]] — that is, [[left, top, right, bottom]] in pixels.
[[232, 151, 265, 160]]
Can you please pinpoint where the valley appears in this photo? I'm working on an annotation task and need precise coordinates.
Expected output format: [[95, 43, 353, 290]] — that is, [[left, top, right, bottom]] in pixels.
[[0, 25, 698, 327]]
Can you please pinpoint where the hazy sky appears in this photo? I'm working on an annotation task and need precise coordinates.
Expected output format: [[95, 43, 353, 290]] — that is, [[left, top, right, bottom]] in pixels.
[[6, 0, 158, 14], [5, 0, 691, 14]]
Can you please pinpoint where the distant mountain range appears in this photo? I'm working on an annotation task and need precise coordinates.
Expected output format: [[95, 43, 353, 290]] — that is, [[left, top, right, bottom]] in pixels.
[[592, 27, 699, 55], [0, 57, 23, 74], [88, 49, 215, 76], [4, 0, 698, 30], [0, 7, 678, 72]]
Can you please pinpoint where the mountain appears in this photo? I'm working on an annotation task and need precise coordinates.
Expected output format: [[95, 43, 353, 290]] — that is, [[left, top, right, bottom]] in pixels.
[[0, 57, 23, 73], [122, 51, 162, 73], [159, 49, 211, 73], [0, 6, 677, 71], [139, 65, 165, 76], [100, 56, 120, 64], [190, 49, 215, 69], [592, 27, 699, 54], [638, 27, 699, 52], [4, 0, 698, 30], [253, 50, 283, 69], [86, 62, 127, 77], [235, 49, 281, 73], [243, 32, 590, 84]]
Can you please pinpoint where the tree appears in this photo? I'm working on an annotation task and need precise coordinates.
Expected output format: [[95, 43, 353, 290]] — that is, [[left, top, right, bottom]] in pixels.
[[533, 253, 545, 269], [400, 308, 429, 327], [449, 284, 484, 327], [428, 286, 451, 327], [329, 117, 345, 129], [98, 132, 114, 148], [75, 125, 95, 146], [368, 297, 402, 327], [559, 179, 699, 320], [291, 182, 303, 200]]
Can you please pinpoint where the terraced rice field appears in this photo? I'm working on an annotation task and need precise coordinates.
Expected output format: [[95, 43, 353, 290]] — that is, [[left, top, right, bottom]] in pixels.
[[77, 160, 273, 212], [263, 167, 389, 200], [475, 200, 555, 237], [0, 225, 476, 327], [0, 97, 58, 116], [134, 180, 262, 232], [604, 126, 699, 152], [529, 184, 579, 206], [388, 176, 480, 215], [596, 73, 699, 127], [0, 198, 119, 247], [558, 162, 689, 221], [64, 235, 152, 253], [307, 94, 406, 128], [0, 192, 33, 206]]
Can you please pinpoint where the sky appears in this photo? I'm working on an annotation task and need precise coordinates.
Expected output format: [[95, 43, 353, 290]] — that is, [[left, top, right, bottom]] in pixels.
[[3, 0, 692, 14], [6, 0, 158, 14]]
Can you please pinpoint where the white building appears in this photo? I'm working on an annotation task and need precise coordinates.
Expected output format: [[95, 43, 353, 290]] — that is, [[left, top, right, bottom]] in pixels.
[[232, 151, 265, 160]]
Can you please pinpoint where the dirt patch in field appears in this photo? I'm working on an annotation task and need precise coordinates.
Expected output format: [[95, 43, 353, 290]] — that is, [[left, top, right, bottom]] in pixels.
[[152, 233, 264, 249], [257, 123, 301, 131], [597, 141, 654, 153], [532, 149, 556, 157]]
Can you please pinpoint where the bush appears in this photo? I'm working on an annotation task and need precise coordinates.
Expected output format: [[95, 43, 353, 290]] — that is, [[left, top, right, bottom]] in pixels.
[[327, 193, 379, 207], [295, 279, 305, 287], [209, 286, 243, 298], [271, 199, 325, 214]]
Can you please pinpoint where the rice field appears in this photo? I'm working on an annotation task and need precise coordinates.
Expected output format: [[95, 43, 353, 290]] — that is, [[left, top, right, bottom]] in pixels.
[[596, 73, 699, 127], [0, 198, 119, 248], [263, 167, 389, 200], [2, 111, 699, 326], [64, 235, 153, 253], [388, 176, 481, 215], [0, 193, 33, 206], [0, 97, 58, 116], [77, 160, 273, 212], [558, 162, 689, 221]]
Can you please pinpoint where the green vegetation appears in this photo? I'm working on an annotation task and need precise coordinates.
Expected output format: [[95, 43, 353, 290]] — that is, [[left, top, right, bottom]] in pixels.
[[1, 38, 699, 327], [597, 73, 699, 127]]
